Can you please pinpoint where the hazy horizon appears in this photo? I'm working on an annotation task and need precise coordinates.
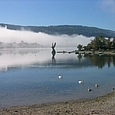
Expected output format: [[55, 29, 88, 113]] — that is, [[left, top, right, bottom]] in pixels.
[[0, 26, 94, 48]]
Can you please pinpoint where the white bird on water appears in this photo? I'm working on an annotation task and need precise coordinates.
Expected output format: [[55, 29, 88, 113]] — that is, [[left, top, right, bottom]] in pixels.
[[78, 79, 84, 84], [95, 84, 98, 88], [58, 75, 63, 79]]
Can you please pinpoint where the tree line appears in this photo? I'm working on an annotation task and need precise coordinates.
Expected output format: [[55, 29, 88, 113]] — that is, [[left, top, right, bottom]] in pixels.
[[1, 23, 115, 37], [77, 36, 115, 51]]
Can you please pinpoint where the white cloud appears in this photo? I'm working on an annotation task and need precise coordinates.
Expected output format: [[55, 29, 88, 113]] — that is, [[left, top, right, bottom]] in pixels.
[[0, 27, 94, 47]]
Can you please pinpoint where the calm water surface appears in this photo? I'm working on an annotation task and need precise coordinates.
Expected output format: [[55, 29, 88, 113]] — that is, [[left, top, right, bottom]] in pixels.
[[0, 48, 115, 108]]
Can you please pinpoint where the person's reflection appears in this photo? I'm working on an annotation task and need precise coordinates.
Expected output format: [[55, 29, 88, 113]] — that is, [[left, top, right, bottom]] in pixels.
[[52, 55, 56, 63]]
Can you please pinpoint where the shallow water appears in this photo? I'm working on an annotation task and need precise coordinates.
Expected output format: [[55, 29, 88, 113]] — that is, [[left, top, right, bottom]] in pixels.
[[0, 48, 115, 108]]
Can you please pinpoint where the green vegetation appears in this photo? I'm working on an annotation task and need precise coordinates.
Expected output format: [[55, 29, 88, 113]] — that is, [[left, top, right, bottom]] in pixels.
[[77, 44, 83, 51], [78, 36, 115, 51]]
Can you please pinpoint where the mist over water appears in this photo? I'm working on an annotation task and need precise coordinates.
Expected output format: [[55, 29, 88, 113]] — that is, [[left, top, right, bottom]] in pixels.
[[0, 27, 94, 47]]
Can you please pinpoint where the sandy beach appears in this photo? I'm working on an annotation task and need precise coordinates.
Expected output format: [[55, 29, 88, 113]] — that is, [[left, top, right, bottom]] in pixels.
[[0, 91, 115, 115]]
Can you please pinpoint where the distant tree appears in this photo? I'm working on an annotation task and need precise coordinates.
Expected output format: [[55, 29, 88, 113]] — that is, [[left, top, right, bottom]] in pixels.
[[112, 37, 115, 49], [82, 36, 115, 51], [77, 44, 83, 51], [91, 36, 100, 50], [105, 37, 111, 50], [88, 36, 105, 50], [86, 43, 92, 50]]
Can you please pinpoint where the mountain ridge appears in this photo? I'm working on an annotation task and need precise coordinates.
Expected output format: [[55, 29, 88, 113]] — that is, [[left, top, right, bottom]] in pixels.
[[0, 23, 115, 38]]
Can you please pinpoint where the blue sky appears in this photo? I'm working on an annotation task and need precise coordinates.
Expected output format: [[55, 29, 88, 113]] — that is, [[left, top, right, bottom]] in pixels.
[[0, 0, 115, 30]]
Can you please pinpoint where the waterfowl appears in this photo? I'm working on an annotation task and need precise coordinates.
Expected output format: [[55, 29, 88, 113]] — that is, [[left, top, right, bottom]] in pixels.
[[88, 87, 91, 92], [58, 75, 63, 79], [95, 84, 98, 88], [78, 79, 84, 84]]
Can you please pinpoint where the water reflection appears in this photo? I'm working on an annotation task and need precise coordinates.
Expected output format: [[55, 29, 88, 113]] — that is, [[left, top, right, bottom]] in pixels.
[[0, 48, 91, 71], [0, 48, 55, 69], [84, 54, 115, 68], [0, 48, 115, 108], [0, 48, 115, 71]]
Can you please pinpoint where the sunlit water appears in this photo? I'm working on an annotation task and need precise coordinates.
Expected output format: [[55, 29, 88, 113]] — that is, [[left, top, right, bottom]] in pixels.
[[0, 48, 115, 108]]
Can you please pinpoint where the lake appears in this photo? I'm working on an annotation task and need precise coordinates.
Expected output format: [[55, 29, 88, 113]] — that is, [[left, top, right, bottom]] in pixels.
[[0, 48, 115, 108]]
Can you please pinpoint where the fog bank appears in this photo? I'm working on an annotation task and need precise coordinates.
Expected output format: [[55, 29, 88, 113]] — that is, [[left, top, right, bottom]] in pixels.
[[0, 27, 94, 47]]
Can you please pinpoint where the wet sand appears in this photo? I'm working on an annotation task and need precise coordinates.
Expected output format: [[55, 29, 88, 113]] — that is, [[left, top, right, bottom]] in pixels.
[[0, 91, 115, 115]]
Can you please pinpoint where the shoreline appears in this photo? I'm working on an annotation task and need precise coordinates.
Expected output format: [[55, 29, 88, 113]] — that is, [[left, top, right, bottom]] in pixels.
[[0, 91, 115, 115], [57, 50, 115, 55]]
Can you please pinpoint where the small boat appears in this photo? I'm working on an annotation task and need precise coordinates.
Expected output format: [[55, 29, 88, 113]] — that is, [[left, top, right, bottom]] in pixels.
[[98, 52, 103, 55]]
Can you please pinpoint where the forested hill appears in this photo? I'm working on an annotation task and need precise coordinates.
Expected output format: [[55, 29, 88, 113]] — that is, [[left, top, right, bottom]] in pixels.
[[0, 23, 115, 37]]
